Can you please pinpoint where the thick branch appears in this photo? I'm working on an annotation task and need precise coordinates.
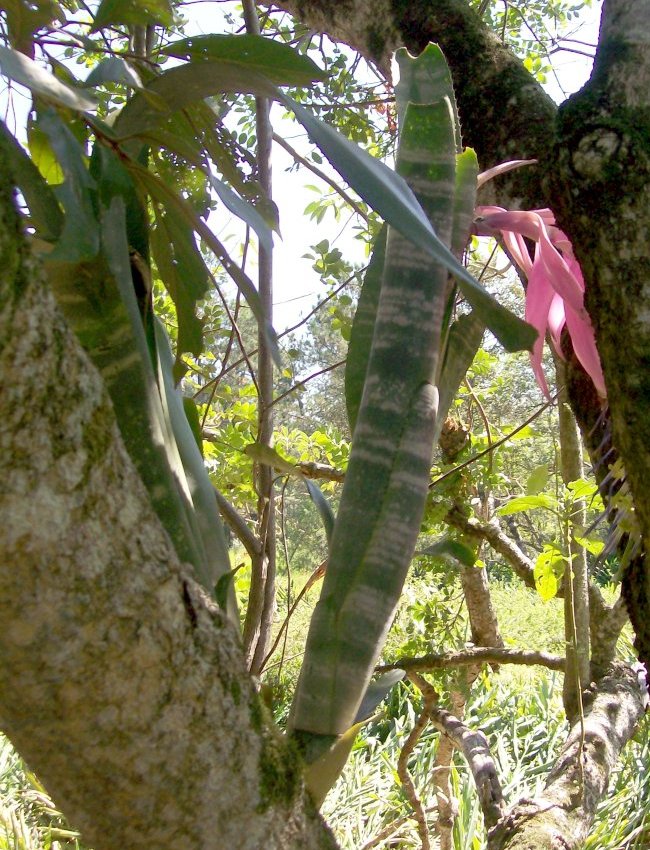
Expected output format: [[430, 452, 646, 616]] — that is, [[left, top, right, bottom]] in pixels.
[[0, 168, 336, 850], [409, 673, 505, 830], [489, 662, 647, 850]]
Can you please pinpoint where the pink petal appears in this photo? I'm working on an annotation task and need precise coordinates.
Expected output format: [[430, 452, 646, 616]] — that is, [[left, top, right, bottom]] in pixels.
[[524, 249, 555, 399], [548, 293, 566, 354], [564, 303, 607, 397], [478, 209, 541, 242], [476, 159, 537, 188], [535, 221, 586, 313]]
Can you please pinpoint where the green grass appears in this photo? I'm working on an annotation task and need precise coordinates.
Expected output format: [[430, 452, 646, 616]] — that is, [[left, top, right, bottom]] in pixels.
[[0, 737, 83, 850]]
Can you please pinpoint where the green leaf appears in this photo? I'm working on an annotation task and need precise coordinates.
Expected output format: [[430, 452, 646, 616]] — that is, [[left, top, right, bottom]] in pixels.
[[497, 493, 558, 516], [27, 121, 63, 183], [91, 0, 173, 31], [4, 0, 60, 54], [128, 160, 281, 366], [84, 56, 144, 90], [154, 320, 237, 620], [419, 538, 476, 567], [0, 45, 96, 112], [115, 61, 277, 139], [208, 173, 273, 255], [526, 464, 549, 495], [162, 34, 326, 86], [183, 396, 203, 456], [345, 226, 386, 434], [244, 442, 298, 475], [0, 119, 62, 241], [574, 535, 605, 556], [354, 670, 405, 723], [394, 43, 461, 148], [304, 720, 366, 808], [280, 92, 536, 354], [37, 108, 100, 262], [434, 312, 484, 443], [533, 545, 566, 602], [150, 210, 209, 357], [567, 477, 600, 500], [304, 478, 335, 545]]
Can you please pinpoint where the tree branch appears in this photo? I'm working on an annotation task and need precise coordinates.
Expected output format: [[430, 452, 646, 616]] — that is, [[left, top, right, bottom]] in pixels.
[[378, 647, 566, 674], [408, 673, 505, 830], [214, 488, 262, 558], [0, 162, 337, 850], [489, 662, 647, 850]]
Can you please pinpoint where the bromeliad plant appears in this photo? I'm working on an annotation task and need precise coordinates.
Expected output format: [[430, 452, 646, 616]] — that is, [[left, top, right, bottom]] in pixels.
[[475, 203, 606, 399]]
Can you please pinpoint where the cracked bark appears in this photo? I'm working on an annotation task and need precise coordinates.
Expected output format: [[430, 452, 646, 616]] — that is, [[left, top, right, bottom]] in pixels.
[[0, 166, 337, 850]]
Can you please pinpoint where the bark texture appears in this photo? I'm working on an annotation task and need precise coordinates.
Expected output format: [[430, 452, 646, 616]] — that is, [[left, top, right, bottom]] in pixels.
[[550, 0, 650, 669], [489, 662, 646, 850], [0, 169, 336, 850]]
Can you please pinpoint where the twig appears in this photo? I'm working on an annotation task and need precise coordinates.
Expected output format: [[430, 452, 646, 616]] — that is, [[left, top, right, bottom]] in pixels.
[[397, 684, 433, 850], [259, 559, 326, 672], [214, 489, 261, 558], [273, 132, 370, 224], [267, 359, 346, 408]]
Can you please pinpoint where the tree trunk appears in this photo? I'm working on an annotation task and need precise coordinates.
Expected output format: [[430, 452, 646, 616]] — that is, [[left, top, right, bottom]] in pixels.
[[0, 166, 337, 850]]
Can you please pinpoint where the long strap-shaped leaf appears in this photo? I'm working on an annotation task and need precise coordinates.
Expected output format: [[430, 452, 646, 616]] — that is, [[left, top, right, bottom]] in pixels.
[[291, 92, 457, 740], [35, 113, 234, 606]]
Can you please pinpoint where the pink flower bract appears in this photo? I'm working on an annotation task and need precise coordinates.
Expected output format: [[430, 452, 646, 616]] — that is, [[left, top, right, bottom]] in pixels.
[[474, 205, 606, 399]]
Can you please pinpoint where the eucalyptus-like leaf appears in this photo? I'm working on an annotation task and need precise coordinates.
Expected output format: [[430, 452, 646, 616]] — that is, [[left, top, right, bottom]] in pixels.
[[116, 61, 277, 139], [129, 161, 281, 367], [154, 320, 237, 620], [304, 479, 335, 546], [280, 92, 536, 354], [244, 443, 335, 544], [91, 0, 173, 31], [0, 45, 96, 111], [4, 0, 61, 54], [84, 56, 144, 90], [37, 108, 99, 261], [0, 120, 62, 241], [418, 538, 476, 567], [150, 210, 209, 357], [208, 172, 273, 254], [162, 33, 326, 86]]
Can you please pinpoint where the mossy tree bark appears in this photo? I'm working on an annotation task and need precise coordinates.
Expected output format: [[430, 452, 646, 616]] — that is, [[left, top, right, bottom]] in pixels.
[[0, 166, 337, 850]]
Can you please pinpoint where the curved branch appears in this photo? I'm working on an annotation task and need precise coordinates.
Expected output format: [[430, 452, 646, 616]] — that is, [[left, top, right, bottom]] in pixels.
[[408, 673, 505, 830]]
